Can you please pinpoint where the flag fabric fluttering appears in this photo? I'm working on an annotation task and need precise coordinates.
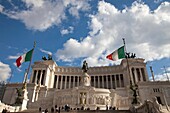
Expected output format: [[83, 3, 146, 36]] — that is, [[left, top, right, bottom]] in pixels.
[[106, 46, 125, 61], [16, 49, 33, 67]]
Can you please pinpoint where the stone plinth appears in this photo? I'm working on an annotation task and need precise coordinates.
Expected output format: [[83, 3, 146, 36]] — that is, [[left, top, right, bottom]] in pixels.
[[80, 72, 91, 86]]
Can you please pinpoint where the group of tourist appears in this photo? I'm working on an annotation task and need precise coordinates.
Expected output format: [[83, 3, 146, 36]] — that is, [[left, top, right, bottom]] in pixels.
[[1, 108, 9, 113], [39, 104, 71, 113], [38, 104, 118, 113]]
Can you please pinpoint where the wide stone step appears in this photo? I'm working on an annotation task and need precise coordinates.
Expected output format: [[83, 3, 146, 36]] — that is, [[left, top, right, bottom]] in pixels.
[[10, 110, 132, 113]]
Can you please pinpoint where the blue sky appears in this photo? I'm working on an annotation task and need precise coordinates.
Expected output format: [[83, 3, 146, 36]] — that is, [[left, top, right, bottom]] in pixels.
[[0, 0, 170, 83]]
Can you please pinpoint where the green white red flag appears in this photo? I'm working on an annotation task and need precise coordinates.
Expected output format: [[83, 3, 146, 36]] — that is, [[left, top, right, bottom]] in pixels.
[[106, 46, 125, 61], [16, 49, 33, 67]]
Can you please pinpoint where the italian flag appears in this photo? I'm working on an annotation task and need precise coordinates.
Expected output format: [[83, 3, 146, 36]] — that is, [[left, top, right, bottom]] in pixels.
[[106, 46, 125, 61], [16, 49, 33, 67]]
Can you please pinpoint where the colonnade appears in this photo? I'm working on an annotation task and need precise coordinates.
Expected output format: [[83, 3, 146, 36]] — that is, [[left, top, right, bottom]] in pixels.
[[53, 75, 80, 89], [131, 68, 146, 84], [30, 67, 146, 89], [53, 74, 124, 89], [91, 74, 124, 89], [31, 70, 46, 85]]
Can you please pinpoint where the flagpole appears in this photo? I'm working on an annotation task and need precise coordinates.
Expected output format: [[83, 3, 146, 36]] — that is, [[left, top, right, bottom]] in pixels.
[[122, 38, 132, 85], [122, 38, 139, 105], [23, 41, 36, 89]]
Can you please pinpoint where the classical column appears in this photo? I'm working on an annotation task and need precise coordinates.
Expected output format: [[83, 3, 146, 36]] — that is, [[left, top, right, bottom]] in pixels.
[[102, 76, 104, 88], [69, 76, 71, 88], [64, 76, 67, 89], [38, 70, 43, 85], [131, 68, 136, 84], [42, 70, 46, 85], [106, 75, 109, 89], [34, 70, 38, 84], [75, 76, 78, 87], [110, 75, 113, 89], [98, 76, 100, 88], [120, 74, 124, 87], [56, 75, 59, 89], [60, 76, 63, 89], [140, 68, 143, 82], [134, 68, 138, 83], [73, 76, 75, 87], [141, 68, 146, 81], [94, 76, 96, 87], [77, 76, 80, 86], [130, 68, 134, 84], [119, 74, 121, 87], [114, 75, 117, 88]]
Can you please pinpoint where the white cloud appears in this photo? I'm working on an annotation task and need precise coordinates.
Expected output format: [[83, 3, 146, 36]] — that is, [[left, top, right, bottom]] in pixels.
[[154, 2, 170, 24], [63, 0, 90, 18], [56, 1, 170, 67], [149, 74, 170, 81], [5, 1, 66, 31], [150, 72, 170, 81], [60, 26, 74, 35], [17, 68, 22, 72], [0, 61, 11, 82], [39, 48, 52, 55], [149, 66, 170, 81], [167, 67, 170, 72], [7, 55, 18, 59], [0, 4, 3, 12], [56, 37, 96, 61], [2, 0, 91, 31]]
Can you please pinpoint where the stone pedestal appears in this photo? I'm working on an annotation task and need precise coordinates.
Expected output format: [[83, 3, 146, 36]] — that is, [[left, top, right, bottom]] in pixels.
[[80, 72, 91, 86]]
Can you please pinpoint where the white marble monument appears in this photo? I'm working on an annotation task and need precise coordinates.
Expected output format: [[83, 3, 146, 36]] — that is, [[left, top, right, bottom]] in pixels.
[[1, 58, 170, 112]]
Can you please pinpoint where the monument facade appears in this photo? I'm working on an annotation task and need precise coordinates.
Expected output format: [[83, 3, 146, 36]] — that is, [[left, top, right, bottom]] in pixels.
[[1, 58, 170, 111]]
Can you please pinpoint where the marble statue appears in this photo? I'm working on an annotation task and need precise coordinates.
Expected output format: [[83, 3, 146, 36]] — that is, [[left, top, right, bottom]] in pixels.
[[152, 97, 162, 113], [82, 60, 88, 73], [80, 93, 86, 104]]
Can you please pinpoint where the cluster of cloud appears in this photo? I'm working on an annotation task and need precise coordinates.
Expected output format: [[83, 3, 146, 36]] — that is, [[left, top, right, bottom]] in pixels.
[[56, 1, 170, 67], [1, 0, 90, 31], [1, 0, 170, 81], [0, 61, 11, 82], [60, 26, 74, 35], [39, 48, 52, 55], [153, 74, 170, 81], [0, 4, 3, 12]]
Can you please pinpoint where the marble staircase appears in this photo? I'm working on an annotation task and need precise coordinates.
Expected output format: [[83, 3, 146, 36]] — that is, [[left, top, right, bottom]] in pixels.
[[9, 109, 132, 113]]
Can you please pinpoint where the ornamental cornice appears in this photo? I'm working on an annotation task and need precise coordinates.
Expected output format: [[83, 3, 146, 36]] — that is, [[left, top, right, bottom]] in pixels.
[[32, 64, 48, 69], [128, 62, 146, 67], [138, 81, 170, 86], [54, 65, 124, 75]]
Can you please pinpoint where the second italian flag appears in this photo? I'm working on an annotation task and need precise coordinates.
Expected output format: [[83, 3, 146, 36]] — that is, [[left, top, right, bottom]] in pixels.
[[106, 46, 125, 61]]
